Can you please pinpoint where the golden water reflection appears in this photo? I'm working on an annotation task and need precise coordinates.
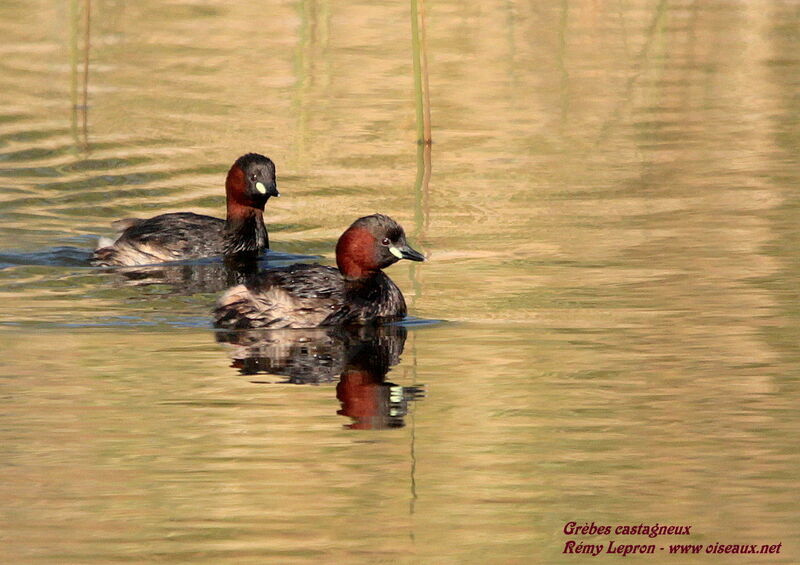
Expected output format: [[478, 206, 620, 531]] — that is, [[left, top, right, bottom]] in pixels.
[[1, 0, 800, 563]]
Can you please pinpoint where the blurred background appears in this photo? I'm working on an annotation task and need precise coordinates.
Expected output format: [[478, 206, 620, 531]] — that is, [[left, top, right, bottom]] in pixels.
[[1, 0, 799, 562]]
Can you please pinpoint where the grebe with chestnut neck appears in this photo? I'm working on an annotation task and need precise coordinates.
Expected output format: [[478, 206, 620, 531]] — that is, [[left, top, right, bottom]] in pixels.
[[91, 153, 279, 266], [213, 214, 425, 329]]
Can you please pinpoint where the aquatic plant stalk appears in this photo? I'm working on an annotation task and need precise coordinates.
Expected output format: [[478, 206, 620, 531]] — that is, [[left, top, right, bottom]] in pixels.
[[410, 0, 432, 303], [81, 0, 91, 148], [410, 0, 432, 145], [69, 0, 79, 144]]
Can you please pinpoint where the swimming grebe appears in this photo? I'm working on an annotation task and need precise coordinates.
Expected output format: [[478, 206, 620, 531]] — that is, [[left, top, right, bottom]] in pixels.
[[213, 214, 425, 329], [91, 153, 279, 266]]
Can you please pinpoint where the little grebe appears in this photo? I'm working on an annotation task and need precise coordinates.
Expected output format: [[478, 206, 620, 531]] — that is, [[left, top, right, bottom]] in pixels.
[[213, 214, 425, 329], [91, 153, 279, 266]]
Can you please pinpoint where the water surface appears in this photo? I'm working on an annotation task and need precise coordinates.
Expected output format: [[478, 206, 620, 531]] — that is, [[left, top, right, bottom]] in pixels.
[[2, 1, 800, 563]]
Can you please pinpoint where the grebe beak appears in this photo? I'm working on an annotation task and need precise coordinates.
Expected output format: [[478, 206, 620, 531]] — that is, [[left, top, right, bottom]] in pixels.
[[256, 181, 280, 197], [392, 244, 425, 262]]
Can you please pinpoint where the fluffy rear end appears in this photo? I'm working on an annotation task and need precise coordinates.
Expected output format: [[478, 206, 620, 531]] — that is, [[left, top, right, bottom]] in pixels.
[[90, 241, 174, 267], [90, 214, 225, 267], [213, 283, 326, 329], [90, 218, 142, 266], [213, 265, 345, 330], [213, 284, 264, 329], [90, 246, 125, 267]]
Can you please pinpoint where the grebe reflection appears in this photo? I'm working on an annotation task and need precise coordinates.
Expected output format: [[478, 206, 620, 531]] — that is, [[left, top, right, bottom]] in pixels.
[[215, 325, 424, 429]]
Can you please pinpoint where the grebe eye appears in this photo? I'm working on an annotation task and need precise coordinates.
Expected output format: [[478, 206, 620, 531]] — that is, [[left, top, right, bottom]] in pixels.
[[382, 237, 391, 245], [250, 174, 258, 181]]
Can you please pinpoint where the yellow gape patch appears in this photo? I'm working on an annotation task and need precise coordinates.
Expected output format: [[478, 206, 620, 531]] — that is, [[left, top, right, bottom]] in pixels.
[[389, 246, 403, 259], [256, 182, 267, 194]]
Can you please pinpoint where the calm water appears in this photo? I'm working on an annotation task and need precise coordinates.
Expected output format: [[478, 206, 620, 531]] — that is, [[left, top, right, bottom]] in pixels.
[[2, 0, 800, 563]]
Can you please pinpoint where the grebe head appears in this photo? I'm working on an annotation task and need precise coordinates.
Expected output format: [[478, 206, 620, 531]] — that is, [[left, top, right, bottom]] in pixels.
[[335, 214, 425, 280], [225, 153, 279, 213]]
